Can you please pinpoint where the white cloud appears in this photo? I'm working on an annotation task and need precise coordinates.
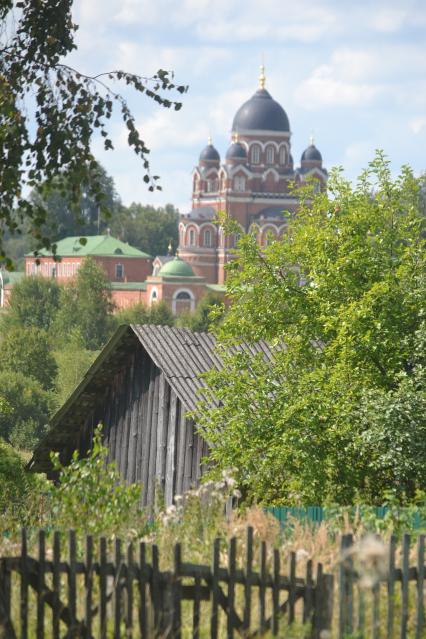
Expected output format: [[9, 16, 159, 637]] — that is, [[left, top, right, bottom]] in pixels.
[[370, 8, 407, 33], [295, 64, 382, 109], [409, 117, 426, 135]]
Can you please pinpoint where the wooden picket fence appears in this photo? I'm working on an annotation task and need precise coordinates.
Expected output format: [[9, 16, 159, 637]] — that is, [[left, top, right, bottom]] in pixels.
[[0, 527, 333, 638], [338, 532, 426, 639]]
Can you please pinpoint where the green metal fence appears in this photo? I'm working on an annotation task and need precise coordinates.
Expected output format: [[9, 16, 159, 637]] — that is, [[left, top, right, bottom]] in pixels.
[[266, 505, 426, 530]]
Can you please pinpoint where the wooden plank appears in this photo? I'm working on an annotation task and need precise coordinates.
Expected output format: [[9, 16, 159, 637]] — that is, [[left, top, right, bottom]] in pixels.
[[0, 558, 15, 639], [192, 576, 201, 639], [151, 545, 160, 632], [259, 541, 267, 632], [138, 543, 148, 639], [52, 531, 60, 639], [357, 584, 366, 636], [288, 551, 296, 625], [175, 402, 187, 497], [210, 538, 220, 639], [227, 537, 237, 639], [243, 527, 253, 632], [303, 559, 313, 625], [68, 530, 77, 632], [128, 356, 142, 485], [99, 537, 107, 639], [141, 361, 156, 506], [135, 352, 150, 486], [155, 374, 169, 494], [114, 538, 122, 639], [126, 543, 134, 639], [147, 368, 161, 508], [387, 534, 396, 639], [373, 579, 380, 639], [36, 530, 45, 639], [85, 535, 93, 638], [20, 528, 28, 639], [118, 366, 132, 479], [173, 544, 182, 639], [416, 535, 425, 639], [272, 548, 280, 636], [400, 534, 410, 639], [164, 389, 178, 506], [183, 418, 195, 493]]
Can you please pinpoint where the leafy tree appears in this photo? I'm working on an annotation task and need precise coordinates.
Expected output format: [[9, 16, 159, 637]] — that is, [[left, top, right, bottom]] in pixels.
[[114, 300, 175, 327], [0, 440, 35, 512], [54, 257, 114, 350], [177, 292, 225, 332], [109, 203, 179, 256], [0, 370, 55, 449], [54, 331, 98, 405], [1, 275, 61, 331], [0, 326, 58, 390], [0, 0, 187, 266], [30, 161, 122, 240], [196, 153, 426, 505]]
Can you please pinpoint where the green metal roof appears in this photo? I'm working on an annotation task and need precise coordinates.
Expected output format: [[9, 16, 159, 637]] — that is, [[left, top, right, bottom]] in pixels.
[[110, 281, 147, 291], [158, 256, 195, 278], [28, 235, 151, 259]]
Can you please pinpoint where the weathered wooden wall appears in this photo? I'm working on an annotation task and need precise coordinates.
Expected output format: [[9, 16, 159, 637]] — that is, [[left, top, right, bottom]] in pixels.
[[75, 345, 208, 507]]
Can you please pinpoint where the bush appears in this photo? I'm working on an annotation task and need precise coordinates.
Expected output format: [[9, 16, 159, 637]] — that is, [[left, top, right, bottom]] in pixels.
[[0, 370, 56, 449], [50, 426, 146, 538]]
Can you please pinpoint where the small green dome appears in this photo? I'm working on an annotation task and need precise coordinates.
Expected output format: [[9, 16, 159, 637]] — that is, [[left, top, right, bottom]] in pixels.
[[158, 257, 195, 278]]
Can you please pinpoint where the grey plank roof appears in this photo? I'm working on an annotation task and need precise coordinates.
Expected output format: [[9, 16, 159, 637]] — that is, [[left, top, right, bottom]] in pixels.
[[29, 324, 274, 471]]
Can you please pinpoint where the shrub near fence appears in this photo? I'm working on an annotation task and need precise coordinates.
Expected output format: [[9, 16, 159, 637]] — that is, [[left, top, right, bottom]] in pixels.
[[0, 527, 333, 639]]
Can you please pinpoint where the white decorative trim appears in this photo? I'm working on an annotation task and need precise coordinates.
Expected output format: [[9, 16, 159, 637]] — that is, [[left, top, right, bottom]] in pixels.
[[262, 168, 280, 181], [228, 164, 252, 178]]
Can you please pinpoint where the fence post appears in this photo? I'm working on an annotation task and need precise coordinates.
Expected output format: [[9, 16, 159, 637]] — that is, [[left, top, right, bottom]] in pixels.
[[338, 534, 354, 638], [313, 567, 334, 639], [0, 559, 15, 639]]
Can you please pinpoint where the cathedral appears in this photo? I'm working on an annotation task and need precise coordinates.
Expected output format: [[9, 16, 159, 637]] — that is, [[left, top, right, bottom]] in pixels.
[[177, 65, 327, 286], [11, 68, 328, 315]]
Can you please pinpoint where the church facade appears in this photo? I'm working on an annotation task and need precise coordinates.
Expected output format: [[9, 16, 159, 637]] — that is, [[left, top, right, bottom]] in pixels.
[[178, 66, 327, 285]]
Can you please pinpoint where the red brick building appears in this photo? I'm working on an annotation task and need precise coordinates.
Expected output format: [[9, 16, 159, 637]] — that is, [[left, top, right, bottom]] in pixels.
[[178, 66, 327, 284]]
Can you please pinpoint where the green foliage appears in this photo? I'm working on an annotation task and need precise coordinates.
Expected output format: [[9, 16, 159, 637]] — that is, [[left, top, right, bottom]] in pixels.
[[197, 153, 426, 505], [114, 300, 175, 327], [109, 203, 179, 257], [1, 275, 61, 331], [30, 161, 122, 240], [54, 258, 114, 349], [177, 292, 225, 332], [0, 440, 37, 512], [54, 331, 98, 405], [0, 326, 58, 390], [0, 0, 187, 266], [0, 370, 56, 449], [50, 426, 144, 537]]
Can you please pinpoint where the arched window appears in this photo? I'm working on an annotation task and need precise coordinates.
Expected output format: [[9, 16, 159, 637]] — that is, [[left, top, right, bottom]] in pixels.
[[251, 145, 260, 164], [189, 229, 195, 246], [266, 146, 274, 165], [279, 146, 286, 165], [172, 289, 195, 314], [204, 229, 212, 247], [150, 288, 158, 304], [234, 176, 246, 192]]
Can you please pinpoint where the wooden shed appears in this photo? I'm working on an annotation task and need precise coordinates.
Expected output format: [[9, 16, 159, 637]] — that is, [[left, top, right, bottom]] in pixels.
[[29, 324, 272, 506]]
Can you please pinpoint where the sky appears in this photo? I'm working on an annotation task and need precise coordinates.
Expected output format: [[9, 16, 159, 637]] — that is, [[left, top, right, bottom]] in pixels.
[[68, 0, 426, 213]]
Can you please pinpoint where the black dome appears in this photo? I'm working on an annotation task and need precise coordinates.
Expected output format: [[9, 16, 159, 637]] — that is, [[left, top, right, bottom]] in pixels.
[[225, 141, 248, 162], [301, 144, 322, 163], [199, 143, 220, 162], [232, 89, 290, 133]]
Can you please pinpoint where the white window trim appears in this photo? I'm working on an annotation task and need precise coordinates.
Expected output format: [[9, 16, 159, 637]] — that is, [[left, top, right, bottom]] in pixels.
[[172, 288, 195, 314]]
